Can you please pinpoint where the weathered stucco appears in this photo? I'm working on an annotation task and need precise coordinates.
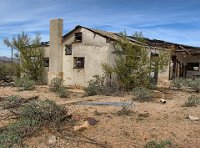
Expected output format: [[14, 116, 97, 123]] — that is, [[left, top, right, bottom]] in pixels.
[[43, 18, 172, 87], [48, 19, 63, 83], [62, 28, 115, 86]]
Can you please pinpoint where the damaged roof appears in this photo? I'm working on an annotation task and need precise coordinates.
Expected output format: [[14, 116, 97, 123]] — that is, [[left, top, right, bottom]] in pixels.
[[62, 25, 200, 55]]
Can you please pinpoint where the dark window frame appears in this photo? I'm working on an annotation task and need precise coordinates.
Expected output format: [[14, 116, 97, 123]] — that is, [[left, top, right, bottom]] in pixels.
[[74, 32, 82, 43], [74, 57, 85, 69], [43, 57, 49, 67], [65, 44, 72, 55], [186, 63, 199, 71]]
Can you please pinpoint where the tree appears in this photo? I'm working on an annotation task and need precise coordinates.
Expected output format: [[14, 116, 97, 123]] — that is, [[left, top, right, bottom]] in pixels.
[[102, 32, 170, 90], [4, 32, 44, 82]]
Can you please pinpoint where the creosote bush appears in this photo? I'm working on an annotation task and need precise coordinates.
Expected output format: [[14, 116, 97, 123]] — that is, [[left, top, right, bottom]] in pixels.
[[0, 63, 19, 82], [21, 100, 69, 125], [171, 78, 200, 92], [117, 102, 134, 116], [189, 78, 200, 92], [84, 75, 119, 96], [57, 87, 70, 98], [50, 77, 69, 98], [50, 77, 63, 92], [133, 87, 151, 101], [0, 99, 70, 147], [171, 77, 184, 89], [5, 95, 21, 101], [0, 119, 39, 147], [184, 95, 200, 107], [144, 140, 172, 148], [15, 77, 35, 90]]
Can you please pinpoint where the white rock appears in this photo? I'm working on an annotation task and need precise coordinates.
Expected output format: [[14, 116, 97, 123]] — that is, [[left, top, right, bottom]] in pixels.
[[189, 115, 199, 121], [48, 136, 57, 144]]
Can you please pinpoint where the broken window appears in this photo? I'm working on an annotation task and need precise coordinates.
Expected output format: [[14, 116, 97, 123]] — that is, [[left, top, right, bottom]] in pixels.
[[43, 58, 49, 67], [150, 53, 159, 84], [186, 63, 199, 71], [74, 57, 84, 69], [74, 32, 82, 43], [65, 44, 72, 55]]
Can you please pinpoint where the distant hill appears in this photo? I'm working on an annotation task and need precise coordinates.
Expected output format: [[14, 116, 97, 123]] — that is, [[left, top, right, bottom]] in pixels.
[[0, 56, 19, 63]]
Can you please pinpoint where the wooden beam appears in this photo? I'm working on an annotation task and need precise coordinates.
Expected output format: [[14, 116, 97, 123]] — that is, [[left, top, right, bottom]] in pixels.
[[179, 46, 190, 55]]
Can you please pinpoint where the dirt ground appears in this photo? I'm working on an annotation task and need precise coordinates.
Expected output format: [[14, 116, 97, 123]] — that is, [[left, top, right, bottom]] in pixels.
[[0, 85, 200, 148]]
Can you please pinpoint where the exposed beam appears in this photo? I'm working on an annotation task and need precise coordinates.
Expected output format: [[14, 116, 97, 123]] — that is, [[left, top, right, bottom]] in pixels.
[[179, 46, 191, 55]]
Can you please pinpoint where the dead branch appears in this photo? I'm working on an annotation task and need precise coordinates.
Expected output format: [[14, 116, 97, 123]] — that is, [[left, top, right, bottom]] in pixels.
[[0, 96, 5, 101], [57, 130, 112, 148], [3, 96, 39, 109]]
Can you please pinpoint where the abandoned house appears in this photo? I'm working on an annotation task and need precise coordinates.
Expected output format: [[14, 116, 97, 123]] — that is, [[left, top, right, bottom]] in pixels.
[[41, 18, 200, 87]]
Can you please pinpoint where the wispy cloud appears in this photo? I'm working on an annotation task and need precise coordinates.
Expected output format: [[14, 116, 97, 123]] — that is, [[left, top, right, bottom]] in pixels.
[[0, 0, 200, 56]]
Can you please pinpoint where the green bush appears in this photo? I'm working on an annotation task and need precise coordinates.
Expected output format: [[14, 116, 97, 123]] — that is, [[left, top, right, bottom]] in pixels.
[[182, 78, 193, 87], [144, 140, 172, 148], [189, 78, 200, 92], [50, 77, 63, 92], [85, 75, 120, 96], [0, 99, 69, 147], [0, 63, 18, 82], [5, 95, 21, 101], [84, 75, 102, 96], [21, 100, 68, 125], [15, 77, 35, 90], [171, 78, 184, 89], [57, 86, 69, 98], [0, 118, 39, 147], [184, 95, 200, 107], [49, 77, 70, 98], [133, 87, 151, 100]]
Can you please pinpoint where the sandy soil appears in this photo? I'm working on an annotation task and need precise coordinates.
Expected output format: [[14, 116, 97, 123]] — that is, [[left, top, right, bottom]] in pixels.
[[0, 85, 200, 148]]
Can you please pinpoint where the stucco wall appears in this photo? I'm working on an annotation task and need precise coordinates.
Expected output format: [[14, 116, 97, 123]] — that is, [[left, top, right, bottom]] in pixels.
[[62, 28, 115, 86]]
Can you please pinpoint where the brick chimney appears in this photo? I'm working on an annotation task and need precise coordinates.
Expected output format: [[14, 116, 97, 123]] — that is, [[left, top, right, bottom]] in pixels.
[[48, 19, 63, 83]]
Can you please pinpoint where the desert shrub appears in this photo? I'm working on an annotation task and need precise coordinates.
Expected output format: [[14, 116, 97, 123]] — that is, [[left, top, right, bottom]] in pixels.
[[184, 95, 200, 107], [0, 63, 19, 82], [133, 87, 151, 101], [189, 78, 200, 92], [85, 75, 120, 96], [0, 118, 39, 147], [15, 76, 35, 90], [144, 140, 172, 148], [0, 99, 70, 147], [5, 95, 21, 101], [57, 86, 69, 98], [171, 77, 184, 89], [50, 77, 63, 92], [0, 63, 18, 82], [50, 77, 70, 98], [182, 78, 193, 87], [84, 76, 102, 96], [3, 95, 22, 109], [21, 100, 68, 125], [117, 102, 134, 116]]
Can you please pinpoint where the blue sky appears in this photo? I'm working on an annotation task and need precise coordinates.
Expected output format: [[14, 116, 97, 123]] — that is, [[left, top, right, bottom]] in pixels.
[[0, 0, 200, 57]]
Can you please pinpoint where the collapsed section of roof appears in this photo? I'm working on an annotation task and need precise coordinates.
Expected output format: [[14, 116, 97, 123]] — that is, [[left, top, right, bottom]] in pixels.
[[61, 25, 200, 55]]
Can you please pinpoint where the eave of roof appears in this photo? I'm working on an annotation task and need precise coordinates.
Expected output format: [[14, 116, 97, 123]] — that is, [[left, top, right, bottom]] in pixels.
[[62, 25, 200, 54]]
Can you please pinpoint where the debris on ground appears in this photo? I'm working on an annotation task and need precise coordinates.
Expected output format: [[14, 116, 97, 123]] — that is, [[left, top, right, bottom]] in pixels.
[[188, 115, 199, 121], [160, 99, 166, 104], [74, 117, 98, 131], [138, 112, 149, 118]]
